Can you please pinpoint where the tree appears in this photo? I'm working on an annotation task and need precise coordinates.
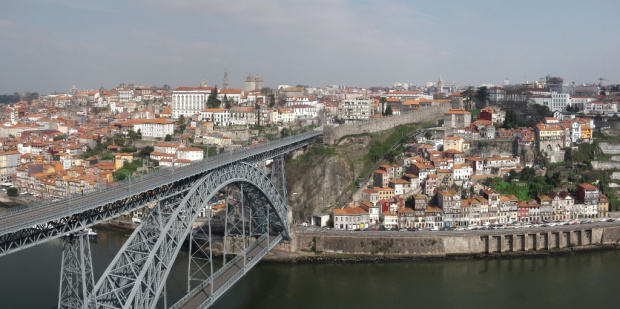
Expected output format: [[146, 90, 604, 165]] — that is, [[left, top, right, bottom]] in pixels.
[[424, 131, 433, 140], [268, 94, 276, 108], [139, 146, 154, 157], [565, 147, 573, 166], [503, 109, 519, 129], [224, 94, 231, 109], [462, 87, 477, 111], [207, 87, 221, 108], [164, 134, 172, 142], [533, 104, 552, 118], [519, 166, 536, 182], [6, 187, 18, 197], [508, 169, 519, 182], [476, 86, 489, 108], [379, 97, 387, 115], [384, 106, 393, 116], [177, 115, 186, 126]]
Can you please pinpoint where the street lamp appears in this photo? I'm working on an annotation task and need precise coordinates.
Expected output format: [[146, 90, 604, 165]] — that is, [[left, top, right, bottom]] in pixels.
[[171, 158, 177, 182], [116, 170, 132, 193]]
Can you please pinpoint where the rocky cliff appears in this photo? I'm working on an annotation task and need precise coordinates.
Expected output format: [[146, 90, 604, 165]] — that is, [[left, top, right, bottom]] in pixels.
[[286, 135, 372, 222]]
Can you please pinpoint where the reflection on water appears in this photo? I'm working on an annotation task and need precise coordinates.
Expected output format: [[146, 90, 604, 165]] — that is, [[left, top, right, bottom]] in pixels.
[[0, 228, 619, 309]]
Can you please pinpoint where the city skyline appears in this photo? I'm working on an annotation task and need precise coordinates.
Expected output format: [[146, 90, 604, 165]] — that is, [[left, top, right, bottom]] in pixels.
[[1, 0, 619, 94]]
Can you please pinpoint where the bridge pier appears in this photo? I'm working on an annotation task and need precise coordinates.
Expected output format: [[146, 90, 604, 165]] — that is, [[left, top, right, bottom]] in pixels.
[[58, 230, 95, 309]]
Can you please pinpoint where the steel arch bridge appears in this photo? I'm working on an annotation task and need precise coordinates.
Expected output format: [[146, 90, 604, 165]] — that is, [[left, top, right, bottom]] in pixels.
[[0, 131, 320, 309]]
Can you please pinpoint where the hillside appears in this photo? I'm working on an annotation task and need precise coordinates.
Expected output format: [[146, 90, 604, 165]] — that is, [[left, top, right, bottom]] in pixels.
[[286, 123, 428, 222]]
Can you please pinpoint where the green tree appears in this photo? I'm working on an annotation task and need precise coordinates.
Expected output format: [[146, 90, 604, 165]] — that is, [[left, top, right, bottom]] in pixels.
[[384, 106, 393, 116], [379, 97, 387, 115], [224, 94, 231, 109], [207, 87, 221, 108], [503, 109, 519, 129], [424, 131, 433, 140], [519, 166, 536, 182], [533, 104, 552, 118], [164, 134, 172, 142], [6, 187, 18, 197], [177, 115, 186, 126], [139, 146, 154, 157], [462, 87, 477, 111], [268, 94, 276, 108], [476, 86, 489, 108], [53, 135, 66, 141], [508, 169, 519, 182]]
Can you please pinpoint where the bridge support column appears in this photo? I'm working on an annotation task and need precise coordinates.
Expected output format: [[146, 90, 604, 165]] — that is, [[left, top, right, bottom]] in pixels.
[[58, 231, 95, 309], [271, 155, 287, 199]]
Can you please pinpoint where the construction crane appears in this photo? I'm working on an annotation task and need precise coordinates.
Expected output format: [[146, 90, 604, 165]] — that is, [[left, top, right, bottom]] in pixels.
[[598, 77, 609, 87]]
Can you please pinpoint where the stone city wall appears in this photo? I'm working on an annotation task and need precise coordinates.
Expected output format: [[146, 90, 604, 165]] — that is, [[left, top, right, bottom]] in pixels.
[[323, 105, 450, 145]]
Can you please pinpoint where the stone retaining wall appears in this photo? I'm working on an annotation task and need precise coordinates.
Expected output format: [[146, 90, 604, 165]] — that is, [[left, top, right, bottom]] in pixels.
[[292, 225, 620, 257], [323, 105, 450, 145]]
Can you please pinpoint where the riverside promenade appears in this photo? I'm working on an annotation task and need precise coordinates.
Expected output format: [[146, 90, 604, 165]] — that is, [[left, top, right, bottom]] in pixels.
[[268, 220, 620, 261]]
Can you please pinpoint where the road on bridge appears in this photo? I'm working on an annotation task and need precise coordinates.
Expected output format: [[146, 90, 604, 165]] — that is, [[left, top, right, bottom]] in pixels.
[[0, 131, 320, 255], [177, 236, 272, 309]]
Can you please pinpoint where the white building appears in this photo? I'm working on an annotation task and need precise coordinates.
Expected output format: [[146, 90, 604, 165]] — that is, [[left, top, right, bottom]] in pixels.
[[217, 89, 244, 104], [332, 205, 369, 230], [171, 86, 213, 119], [550, 92, 570, 112], [139, 118, 174, 139], [338, 99, 374, 123], [584, 101, 618, 114], [117, 88, 134, 103], [200, 108, 230, 126], [177, 147, 204, 161], [289, 105, 318, 120], [276, 108, 295, 124], [229, 106, 256, 125]]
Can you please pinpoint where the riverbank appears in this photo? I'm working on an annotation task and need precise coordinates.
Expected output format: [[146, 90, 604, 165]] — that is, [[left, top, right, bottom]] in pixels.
[[264, 242, 620, 263], [92, 215, 620, 264], [272, 222, 620, 263]]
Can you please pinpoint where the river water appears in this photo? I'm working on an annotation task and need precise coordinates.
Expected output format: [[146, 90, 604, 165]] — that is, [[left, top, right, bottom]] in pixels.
[[1, 228, 619, 309]]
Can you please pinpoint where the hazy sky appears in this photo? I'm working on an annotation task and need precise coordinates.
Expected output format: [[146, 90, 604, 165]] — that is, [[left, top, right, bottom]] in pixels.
[[1, 0, 619, 94]]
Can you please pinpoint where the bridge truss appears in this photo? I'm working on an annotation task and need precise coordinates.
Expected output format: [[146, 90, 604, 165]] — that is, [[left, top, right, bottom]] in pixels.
[[0, 131, 320, 309], [84, 161, 289, 308]]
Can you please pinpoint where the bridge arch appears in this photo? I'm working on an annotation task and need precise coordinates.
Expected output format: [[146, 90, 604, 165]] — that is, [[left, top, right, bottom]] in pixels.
[[92, 162, 289, 309]]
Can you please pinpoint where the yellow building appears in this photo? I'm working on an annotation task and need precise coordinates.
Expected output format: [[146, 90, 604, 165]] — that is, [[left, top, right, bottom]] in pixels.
[[373, 186, 395, 200], [115, 153, 134, 170], [580, 124, 592, 142], [599, 194, 609, 217], [443, 136, 469, 152]]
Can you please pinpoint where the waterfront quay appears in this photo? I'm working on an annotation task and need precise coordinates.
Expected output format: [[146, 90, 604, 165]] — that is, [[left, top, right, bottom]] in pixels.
[[283, 220, 620, 260]]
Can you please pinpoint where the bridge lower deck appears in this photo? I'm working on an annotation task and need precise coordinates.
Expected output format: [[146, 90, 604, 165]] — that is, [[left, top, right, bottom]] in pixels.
[[178, 236, 272, 309]]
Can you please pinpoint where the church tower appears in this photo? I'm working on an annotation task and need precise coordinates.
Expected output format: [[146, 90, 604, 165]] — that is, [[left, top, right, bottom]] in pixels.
[[437, 75, 444, 98], [223, 70, 229, 90]]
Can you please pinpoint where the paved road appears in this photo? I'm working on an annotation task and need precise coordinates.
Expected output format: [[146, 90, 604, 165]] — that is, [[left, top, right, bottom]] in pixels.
[[296, 220, 620, 237], [177, 235, 272, 309]]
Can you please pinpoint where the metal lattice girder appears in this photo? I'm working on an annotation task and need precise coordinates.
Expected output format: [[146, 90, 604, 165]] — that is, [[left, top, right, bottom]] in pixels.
[[90, 163, 289, 309], [271, 155, 287, 199], [58, 231, 95, 309], [0, 131, 319, 257]]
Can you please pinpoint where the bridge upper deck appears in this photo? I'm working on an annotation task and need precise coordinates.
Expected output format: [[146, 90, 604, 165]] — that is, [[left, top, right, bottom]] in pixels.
[[0, 131, 320, 239]]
